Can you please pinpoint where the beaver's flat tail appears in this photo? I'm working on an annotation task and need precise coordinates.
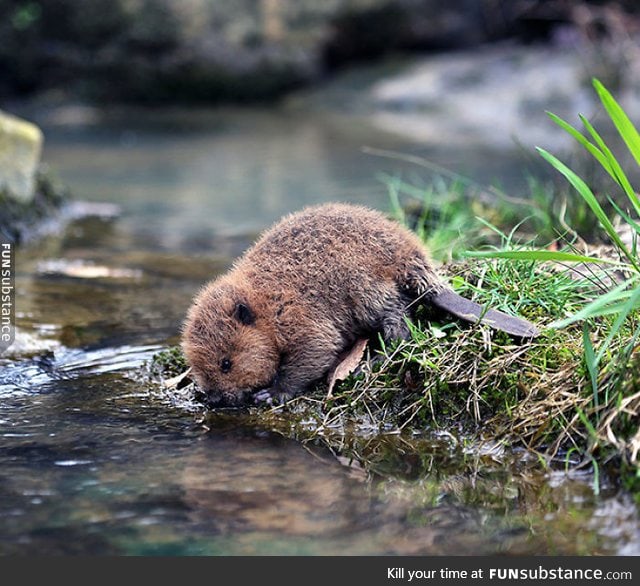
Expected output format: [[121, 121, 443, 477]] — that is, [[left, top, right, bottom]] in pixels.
[[432, 289, 539, 339]]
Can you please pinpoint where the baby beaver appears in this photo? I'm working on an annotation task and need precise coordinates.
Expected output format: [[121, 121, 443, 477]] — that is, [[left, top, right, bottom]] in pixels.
[[182, 203, 538, 408]]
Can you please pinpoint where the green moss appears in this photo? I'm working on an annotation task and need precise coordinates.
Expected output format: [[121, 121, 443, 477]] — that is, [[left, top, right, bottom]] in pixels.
[[148, 345, 188, 378]]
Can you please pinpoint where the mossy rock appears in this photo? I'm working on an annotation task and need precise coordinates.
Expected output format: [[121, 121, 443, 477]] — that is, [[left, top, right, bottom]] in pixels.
[[0, 110, 43, 203]]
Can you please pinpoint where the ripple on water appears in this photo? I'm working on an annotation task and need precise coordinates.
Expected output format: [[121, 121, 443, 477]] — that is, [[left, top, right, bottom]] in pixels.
[[1, 344, 162, 402], [53, 460, 94, 467]]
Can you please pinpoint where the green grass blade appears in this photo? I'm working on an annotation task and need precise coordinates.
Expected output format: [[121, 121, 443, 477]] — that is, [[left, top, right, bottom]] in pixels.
[[546, 111, 614, 177], [537, 147, 639, 271], [576, 304, 638, 319], [609, 198, 640, 236], [593, 78, 640, 168], [577, 407, 600, 444], [582, 324, 599, 409], [549, 278, 636, 328], [463, 249, 610, 263], [579, 114, 640, 217], [595, 282, 640, 363]]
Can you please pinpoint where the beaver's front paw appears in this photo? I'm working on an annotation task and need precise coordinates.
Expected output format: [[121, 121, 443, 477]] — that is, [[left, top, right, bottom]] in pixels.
[[253, 386, 294, 406]]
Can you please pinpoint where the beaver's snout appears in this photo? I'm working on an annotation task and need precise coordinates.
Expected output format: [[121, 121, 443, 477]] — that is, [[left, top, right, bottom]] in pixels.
[[199, 389, 249, 409]]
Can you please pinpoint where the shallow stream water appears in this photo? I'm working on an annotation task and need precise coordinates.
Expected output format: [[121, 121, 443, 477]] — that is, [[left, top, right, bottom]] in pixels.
[[2, 100, 639, 555]]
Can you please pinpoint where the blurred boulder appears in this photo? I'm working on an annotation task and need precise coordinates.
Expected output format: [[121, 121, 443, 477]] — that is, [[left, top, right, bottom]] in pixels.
[[0, 110, 71, 245], [0, 110, 43, 203]]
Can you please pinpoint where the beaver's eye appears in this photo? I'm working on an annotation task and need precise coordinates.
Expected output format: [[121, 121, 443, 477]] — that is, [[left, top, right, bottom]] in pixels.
[[220, 358, 232, 373]]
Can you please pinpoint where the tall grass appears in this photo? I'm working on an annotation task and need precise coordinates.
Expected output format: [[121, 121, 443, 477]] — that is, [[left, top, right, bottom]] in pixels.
[[467, 79, 640, 473], [470, 83, 640, 333]]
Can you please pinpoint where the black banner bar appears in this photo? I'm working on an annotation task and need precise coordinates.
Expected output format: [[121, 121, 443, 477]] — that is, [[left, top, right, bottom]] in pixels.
[[2, 556, 639, 585]]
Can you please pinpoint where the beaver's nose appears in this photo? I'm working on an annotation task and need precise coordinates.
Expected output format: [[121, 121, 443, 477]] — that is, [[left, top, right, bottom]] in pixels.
[[201, 388, 255, 409], [196, 387, 226, 409]]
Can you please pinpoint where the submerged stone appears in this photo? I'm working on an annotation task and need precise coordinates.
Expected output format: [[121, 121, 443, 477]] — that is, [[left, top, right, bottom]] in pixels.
[[0, 111, 43, 203]]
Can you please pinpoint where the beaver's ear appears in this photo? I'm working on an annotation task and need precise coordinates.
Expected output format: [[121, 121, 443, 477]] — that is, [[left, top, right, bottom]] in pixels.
[[235, 302, 255, 326]]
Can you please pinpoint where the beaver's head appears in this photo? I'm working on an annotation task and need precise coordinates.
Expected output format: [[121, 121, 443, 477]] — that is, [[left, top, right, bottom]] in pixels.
[[181, 278, 279, 408]]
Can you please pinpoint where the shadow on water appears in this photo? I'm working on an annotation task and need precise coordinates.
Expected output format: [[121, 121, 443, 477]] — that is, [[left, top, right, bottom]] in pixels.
[[1, 104, 639, 555]]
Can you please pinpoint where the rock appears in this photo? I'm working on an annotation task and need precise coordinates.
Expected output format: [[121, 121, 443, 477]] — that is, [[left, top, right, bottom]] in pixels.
[[368, 45, 594, 151], [0, 110, 43, 202]]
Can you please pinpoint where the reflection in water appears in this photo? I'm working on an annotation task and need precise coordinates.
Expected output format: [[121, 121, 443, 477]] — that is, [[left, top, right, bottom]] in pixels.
[[177, 431, 535, 555], [1, 105, 639, 555], [182, 435, 376, 538]]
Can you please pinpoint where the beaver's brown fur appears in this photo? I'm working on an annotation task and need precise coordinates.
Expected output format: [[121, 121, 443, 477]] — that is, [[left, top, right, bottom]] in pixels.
[[182, 203, 538, 408]]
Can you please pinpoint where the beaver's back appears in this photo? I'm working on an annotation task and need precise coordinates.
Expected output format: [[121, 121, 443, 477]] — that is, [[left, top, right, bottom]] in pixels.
[[236, 203, 441, 305]]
